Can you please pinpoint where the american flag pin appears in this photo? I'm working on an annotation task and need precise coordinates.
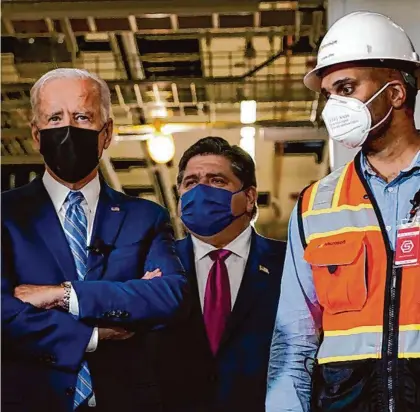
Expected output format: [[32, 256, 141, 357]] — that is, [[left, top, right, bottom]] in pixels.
[[111, 206, 120, 212], [259, 265, 270, 274]]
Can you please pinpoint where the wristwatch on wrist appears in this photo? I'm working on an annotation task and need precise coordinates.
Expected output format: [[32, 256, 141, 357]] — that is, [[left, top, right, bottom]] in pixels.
[[61, 282, 71, 311]]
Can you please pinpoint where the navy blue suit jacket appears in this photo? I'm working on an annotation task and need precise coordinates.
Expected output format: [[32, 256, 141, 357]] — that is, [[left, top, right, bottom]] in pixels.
[[1, 177, 187, 412], [156, 230, 286, 412]]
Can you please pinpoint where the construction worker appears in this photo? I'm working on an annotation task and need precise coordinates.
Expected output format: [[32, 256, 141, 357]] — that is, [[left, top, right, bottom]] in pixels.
[[266, 11, 420, 412]]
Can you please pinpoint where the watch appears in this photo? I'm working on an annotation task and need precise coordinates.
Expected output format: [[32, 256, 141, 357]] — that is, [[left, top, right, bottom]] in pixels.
[[61, 282, 71, 311]]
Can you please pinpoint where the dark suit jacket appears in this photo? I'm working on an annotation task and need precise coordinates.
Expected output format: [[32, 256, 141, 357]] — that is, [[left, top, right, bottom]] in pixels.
[[156, 230, 286, 412], [1, 177, 187, 412]]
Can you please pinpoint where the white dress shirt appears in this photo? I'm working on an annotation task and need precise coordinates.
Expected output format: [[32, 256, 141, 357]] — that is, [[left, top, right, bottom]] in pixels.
[[191, 225, 252, 311], [43, 171, 100, 352]]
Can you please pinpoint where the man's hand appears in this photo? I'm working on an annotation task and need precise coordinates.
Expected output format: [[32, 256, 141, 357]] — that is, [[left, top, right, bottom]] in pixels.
[[142, 268, 162, 280], [13, 268, 162, 311], [98, 327, 135, 341], [14, 284, 64, 309]]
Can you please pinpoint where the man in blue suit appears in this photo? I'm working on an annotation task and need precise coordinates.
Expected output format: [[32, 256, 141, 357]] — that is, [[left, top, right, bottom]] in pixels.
[[1, 68, 187, 412], [155, 137, 286, 412]]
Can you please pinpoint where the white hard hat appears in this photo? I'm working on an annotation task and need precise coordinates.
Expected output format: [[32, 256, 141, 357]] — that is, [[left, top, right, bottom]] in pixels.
[[304, 11, 420, 92]]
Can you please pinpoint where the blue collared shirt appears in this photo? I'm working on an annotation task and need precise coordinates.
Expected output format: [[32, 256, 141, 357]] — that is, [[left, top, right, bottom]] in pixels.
[[360, 150, 420, 246], [266, 150, 420, 412]]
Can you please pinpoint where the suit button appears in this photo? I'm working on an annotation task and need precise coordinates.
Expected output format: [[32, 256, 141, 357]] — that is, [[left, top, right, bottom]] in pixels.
[[65, 387, 76, 396]]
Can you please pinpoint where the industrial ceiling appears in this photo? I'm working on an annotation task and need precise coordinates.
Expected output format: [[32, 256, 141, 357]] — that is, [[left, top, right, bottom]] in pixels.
[[1, 0, 327, 238]]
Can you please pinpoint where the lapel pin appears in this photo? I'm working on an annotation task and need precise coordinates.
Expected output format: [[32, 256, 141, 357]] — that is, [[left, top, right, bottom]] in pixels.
[[259, 265, 270, 274], [111, 206, 120, 212]]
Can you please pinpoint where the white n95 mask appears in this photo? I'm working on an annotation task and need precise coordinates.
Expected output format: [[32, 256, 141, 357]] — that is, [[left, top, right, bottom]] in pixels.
[[322, 82, 393, 149]]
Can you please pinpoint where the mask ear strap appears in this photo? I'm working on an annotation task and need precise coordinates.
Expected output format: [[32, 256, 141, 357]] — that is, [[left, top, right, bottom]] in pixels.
[[364, 82, 391, 106], [368, 106, 393, 132], [231, 186, 253, 219], [233, 184, 250, 195]]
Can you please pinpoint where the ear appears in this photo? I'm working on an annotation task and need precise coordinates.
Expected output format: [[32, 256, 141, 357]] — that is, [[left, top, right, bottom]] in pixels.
[[31, 122, 41, 151], [388, 81, 406, 110], [245, 186, 258, 214], [102, 118, 114, 150]]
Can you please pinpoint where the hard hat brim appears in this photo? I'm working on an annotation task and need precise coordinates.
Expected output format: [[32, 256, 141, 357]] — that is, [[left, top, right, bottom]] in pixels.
[[304, 57, 420, 92]]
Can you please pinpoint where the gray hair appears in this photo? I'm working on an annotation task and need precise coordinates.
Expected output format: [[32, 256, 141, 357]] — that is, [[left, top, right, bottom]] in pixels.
[[30, 68, 111, 123]]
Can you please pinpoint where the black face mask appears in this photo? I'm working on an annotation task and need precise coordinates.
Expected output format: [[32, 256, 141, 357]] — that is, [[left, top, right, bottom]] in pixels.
[[39, 125, 105, 183]]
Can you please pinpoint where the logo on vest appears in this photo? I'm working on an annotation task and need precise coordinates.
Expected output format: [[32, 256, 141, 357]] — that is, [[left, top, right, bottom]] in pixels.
[[400, 239, 414, 254]]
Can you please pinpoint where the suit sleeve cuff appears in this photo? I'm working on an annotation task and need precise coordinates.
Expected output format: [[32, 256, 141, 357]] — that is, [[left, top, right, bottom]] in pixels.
[[86, 327, 99, 352], [69, 284, 80, 317]]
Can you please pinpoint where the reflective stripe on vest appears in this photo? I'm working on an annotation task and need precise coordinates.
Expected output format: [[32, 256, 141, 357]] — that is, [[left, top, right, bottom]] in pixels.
[[300, 159, 420, 364], [304, 208, 380, 242], [317, 325, 420, 364], [302, 162, 379, 243]]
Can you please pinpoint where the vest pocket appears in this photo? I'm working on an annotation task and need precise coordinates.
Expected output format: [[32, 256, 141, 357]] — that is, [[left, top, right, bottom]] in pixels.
[[304, 234, 368, 314]]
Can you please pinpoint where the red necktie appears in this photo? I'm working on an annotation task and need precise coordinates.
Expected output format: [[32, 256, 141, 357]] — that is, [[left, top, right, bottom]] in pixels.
[[203, 249, 232, 355]]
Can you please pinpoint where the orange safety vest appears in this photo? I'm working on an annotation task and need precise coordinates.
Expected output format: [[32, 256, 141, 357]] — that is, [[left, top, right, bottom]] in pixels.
[[298, 155, 420, 366]]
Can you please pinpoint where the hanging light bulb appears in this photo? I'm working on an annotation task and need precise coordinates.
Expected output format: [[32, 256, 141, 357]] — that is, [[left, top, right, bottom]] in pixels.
[[150, 102, 168, 119], [146, 132, 175, 164], [240, 100, 257, 124]]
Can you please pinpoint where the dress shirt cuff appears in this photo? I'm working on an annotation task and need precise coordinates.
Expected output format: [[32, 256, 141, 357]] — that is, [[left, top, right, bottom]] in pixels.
[[69, 284, 80, 317], [86, 328, 99, 352]]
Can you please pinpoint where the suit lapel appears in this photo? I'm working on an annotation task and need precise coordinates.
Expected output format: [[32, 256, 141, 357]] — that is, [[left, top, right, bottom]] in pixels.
[[219, 230, 272, 350], [30, 178, 78, 282], [179, 231, 275, 356], [177, 236, 211, 352], [85, 183, 127, 281], [177, 236, 196, 285]]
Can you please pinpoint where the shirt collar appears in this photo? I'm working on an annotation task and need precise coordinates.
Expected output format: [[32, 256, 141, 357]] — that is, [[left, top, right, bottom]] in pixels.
[[360, 152, 376, 177], [191, 225, 253, 262], [361, 149, 420, 177], [42, 171, 101, 213], [402, 149, 420, 172]]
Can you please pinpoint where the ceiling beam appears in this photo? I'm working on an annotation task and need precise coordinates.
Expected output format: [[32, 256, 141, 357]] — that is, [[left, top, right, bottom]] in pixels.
[[1, 17, 15, 34], [2, 0, 260, 20], [1, 155, 43, 165], [2, 73, 311, 92], [60, 17, 79, 60], [4, 27, 311, 40]]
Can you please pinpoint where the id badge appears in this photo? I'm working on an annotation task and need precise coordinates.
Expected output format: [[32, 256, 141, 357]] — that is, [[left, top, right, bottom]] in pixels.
[[394, 218, 420, 267]]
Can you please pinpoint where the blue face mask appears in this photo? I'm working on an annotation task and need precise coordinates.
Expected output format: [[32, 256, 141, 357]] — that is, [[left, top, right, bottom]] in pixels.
[[180, 184, 246, 237]]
